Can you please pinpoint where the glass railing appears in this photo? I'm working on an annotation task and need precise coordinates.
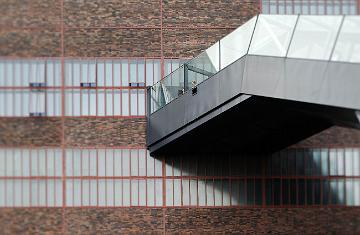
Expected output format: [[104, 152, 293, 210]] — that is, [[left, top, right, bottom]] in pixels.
[[149, 14, 360, 114], [149, 15, 258, 114]]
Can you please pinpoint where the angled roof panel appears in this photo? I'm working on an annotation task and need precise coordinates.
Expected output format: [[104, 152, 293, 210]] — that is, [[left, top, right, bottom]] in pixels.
[[249, 14, 298, 57], [332, 16, 360, 63]]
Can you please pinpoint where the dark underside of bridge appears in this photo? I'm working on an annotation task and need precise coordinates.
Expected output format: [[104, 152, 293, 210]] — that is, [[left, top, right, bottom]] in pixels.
[[151, 95, 359, 156]]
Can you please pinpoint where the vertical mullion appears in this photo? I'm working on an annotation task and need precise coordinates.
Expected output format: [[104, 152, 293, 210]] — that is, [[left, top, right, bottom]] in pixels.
[[304, 149, 308, 206], [212, 178, 215, 207], [316, 0, 319, 14], [121, 149, 124, 206], [152, 59, 155, 86], [105, 149, 107, 206], [163, 157, 167, 207], [71, 61, 74, 116], [129, 150, 132, 207], [128, 59, 131, 116], [87, 61, 90, 116], [12, 61, 15, 117], [96, 149, 99, 207], [343, 148, 347, 205], [21, 149, 24, 207], [72, 149, 74, 206], [340, 0, 343, 14], [95, 60, 98, 117], [52, 61, 56, 116], [137, 149, 140, 206], [244, 158, 247, 207], [153, 152, 156, 206], [10, 150, 14, 207], [80, 149, 83, 207], [205, 157, 208, 206], [262, 157, 266, 207], [320, 150, 323, 206], [113, 149, 115, 207], [145, 150, 148, 207], [28, 63, 32, 117], [324, 0, 327, 15], [172, 158, 175, 207], [20, 61, 24, 116], [104, 61, 107, 116], [112, 60, 114, 117], [54, 149, 57, 207], [44, 60, 48, 116], [45, 149, 48, 207], [88, 150, 91, 206], [196, 158, 199, 207], [120, 60, 123, 116], [180, 156, 183, 206], [37, 149, 39, 206], [80, 61, 83, 116], [136, 60, 139, 116], [28, 113, 31, 205]]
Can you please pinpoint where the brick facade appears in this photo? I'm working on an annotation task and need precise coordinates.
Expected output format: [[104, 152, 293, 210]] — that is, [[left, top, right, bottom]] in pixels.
[[0, 0, 61, 28], [64, 117, 146, 147], [64, 0, 160, 27], [163, 0, 259, 27], [0, 29, 61, 57], [1, 208, 360, 234], [293, 126, 360, 148], [163, 29, 233, 57], [64, 28, 161, 57], [0, 117, 146, 147], [0, 117, 62, 147]]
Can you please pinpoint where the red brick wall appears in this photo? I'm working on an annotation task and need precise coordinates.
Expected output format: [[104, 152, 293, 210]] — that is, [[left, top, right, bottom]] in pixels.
[[1, 208, 360, 234], [64, 117, 146, 147], [0, 117, 146, 147], [293, 126, 360, 148], [163, 0, 259, 28], [0, 0, 61, 57], [0, 118, 62, 147]]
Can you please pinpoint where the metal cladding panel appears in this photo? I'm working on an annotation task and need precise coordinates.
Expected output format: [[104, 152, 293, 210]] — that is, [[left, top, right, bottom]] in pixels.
[[242, 55, 360, 110], [148, 95, 186, 146], [283, 58, 329, 103], [242, 55, 285, 97], [218, 57, 246, 104], [322, 62, 360, 109], [184, 72, 220, 123]]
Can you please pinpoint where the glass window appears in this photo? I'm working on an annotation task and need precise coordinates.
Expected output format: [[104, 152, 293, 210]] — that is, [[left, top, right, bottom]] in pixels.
[[306, 179, 313, 205], [297, 179, 306, 205], [354, 179, 360, 206], [265, 179, 273, 205], [332, 16, 360, 63], [220, 15, 257, 69], [249, 15, 298, 57], [282, 179, 289, 205], [346, 179, 354, 206], [294, 0, 302, 14], [262, 0, 270, 14], [287, 15, 343, 60], [262, 0, 358, 15], [246, 179, 255, 205]]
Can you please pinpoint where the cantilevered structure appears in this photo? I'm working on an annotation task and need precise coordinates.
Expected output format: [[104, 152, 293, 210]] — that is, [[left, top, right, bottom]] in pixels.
[[147, 14, 360, 155]]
